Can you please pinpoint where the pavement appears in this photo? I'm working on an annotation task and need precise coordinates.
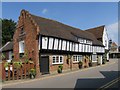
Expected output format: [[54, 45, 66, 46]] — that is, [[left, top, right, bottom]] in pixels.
[[2, 59, 119, 89]]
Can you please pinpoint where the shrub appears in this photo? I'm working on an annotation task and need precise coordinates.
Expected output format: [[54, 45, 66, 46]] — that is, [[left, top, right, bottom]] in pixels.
[[57, 68, 62, 73], [1, 53, 5, 60], [13, 61, 23, 69], [24, 59, 29, 64], [78, 61, 83, 66], [78, 61, 83, 69], [58, 65, 63, 70], [4, 62, 10, 68], [29, 68, 36, 79], [57, 65, 63, 73]]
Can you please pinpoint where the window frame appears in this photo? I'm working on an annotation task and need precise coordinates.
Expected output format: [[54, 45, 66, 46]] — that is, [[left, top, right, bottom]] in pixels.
[[73, 55, 83, 63], [52, 55, 64, 64]]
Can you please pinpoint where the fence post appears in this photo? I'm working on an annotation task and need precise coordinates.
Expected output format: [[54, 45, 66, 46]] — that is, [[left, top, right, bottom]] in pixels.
[[8, 64, 10, 80], [12, 64, 14, 80], [24, 63, 26, 79], [28, 63, 30, 78], [20, 63, 23, 79]]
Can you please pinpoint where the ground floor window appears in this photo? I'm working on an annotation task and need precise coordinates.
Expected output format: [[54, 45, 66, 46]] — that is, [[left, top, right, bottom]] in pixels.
[[52, 55, 63, 64], [92, 54, 97, 62], [73, 55, 83, 62]]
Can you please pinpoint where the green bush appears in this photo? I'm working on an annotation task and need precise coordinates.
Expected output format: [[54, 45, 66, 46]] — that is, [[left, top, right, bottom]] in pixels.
[[13, 61, 23, 69], [4, 62, 10, 68], [29, 68, 36, 79], [57, 67, 62, 73], [24, 59, 29, 64], [57, 65, 63, 73], [78, 61, 83, 66], [58, 65, 63, 70], [78, 61, 83, 69]]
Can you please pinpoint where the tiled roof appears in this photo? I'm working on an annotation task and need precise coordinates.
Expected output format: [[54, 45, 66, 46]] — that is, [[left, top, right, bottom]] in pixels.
[[23, 10, 104, 46], [1, 42, 13, 52], [85, 25, 105, 39]]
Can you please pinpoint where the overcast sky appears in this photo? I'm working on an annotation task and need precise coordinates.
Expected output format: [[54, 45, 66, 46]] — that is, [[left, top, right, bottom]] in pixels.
[[2, 2, 118, 44]]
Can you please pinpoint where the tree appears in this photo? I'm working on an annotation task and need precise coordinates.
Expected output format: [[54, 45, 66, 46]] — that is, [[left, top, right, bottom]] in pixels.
[[2, 19, 16, 45]]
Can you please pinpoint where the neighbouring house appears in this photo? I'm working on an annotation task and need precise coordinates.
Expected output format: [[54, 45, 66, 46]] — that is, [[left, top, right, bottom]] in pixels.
[[109, 41, 120, 59], [85, 25, 109, 61], [1, 41, 13, 62], [13, 9, 105, 76]]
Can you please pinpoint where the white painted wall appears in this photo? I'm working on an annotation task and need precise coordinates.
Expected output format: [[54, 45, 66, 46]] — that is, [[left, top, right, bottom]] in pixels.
[[79, 44, 82, 52], [72, 43, 75, 52], [82, 44, 84, 52], [48, 37, 53, 49], [75, 43, 78, 52], [54, 38, 58, 50], [67, 41, 69, 51], [102, 27, 109, 50], [42, 37, 48, 49], [62, 40, 66, 50], [58, 40, 62, 50], [70, 42, 72, 51]]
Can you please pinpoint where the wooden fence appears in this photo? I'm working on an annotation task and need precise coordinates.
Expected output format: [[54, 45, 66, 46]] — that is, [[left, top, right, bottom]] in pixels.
[[1, 62, 35, 81]]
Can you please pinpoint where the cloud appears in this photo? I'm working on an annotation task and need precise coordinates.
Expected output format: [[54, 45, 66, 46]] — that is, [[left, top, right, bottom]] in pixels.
[[106, 22, 118, 44], [42, 8, 48, 14]]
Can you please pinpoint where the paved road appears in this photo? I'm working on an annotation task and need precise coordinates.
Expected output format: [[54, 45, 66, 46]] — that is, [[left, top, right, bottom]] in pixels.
[[2, 59, 119, 89]]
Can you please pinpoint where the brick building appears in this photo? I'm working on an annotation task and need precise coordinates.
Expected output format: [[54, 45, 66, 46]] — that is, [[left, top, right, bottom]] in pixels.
[[13, 10, 106, 76]]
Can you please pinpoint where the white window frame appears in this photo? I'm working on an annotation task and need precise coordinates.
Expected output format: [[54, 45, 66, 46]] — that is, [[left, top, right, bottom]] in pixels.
[[54, 38, 58, 50], [52, 55, 63, 64], [92, 54, 97, 62], [48, 37, 54, 50], [75, 43, 78, 52], [70, 42, 72, 51], [62, 40, 66, 50], [73, 55, 83, 63], [67, 41, 69, 51], [19, 41, 25, 53]]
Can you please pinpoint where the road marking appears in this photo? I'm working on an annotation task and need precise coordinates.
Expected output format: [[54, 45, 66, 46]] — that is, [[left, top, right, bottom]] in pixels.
[[97, 77, 120, 90], [2, 61, 116, 87]]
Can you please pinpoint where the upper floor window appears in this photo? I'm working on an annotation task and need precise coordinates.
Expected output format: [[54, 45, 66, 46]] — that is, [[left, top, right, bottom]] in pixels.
[[19, 41, 25, 58], [78, 38, 84, 43], [20, 27, 24, 34]]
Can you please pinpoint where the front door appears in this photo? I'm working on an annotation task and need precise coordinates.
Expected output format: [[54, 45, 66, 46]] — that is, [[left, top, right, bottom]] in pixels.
[[40, 56, 49, 74]]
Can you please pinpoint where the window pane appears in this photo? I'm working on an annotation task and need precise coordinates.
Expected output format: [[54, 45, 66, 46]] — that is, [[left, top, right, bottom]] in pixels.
[[56, 56, 59, 63], [53, 57, 55, 63], [60, 56, 63, 62]]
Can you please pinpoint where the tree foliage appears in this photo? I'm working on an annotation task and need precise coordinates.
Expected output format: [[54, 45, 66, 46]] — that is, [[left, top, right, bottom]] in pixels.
[[2, 19, 16, 45]]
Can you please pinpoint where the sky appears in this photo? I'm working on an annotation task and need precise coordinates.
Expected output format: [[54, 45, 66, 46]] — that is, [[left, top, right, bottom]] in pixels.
[[2, 2, 118, 44]]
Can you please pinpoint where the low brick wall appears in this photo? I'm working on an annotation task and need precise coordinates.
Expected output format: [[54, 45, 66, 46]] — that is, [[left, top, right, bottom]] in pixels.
[[72, 63, 79, 70]]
